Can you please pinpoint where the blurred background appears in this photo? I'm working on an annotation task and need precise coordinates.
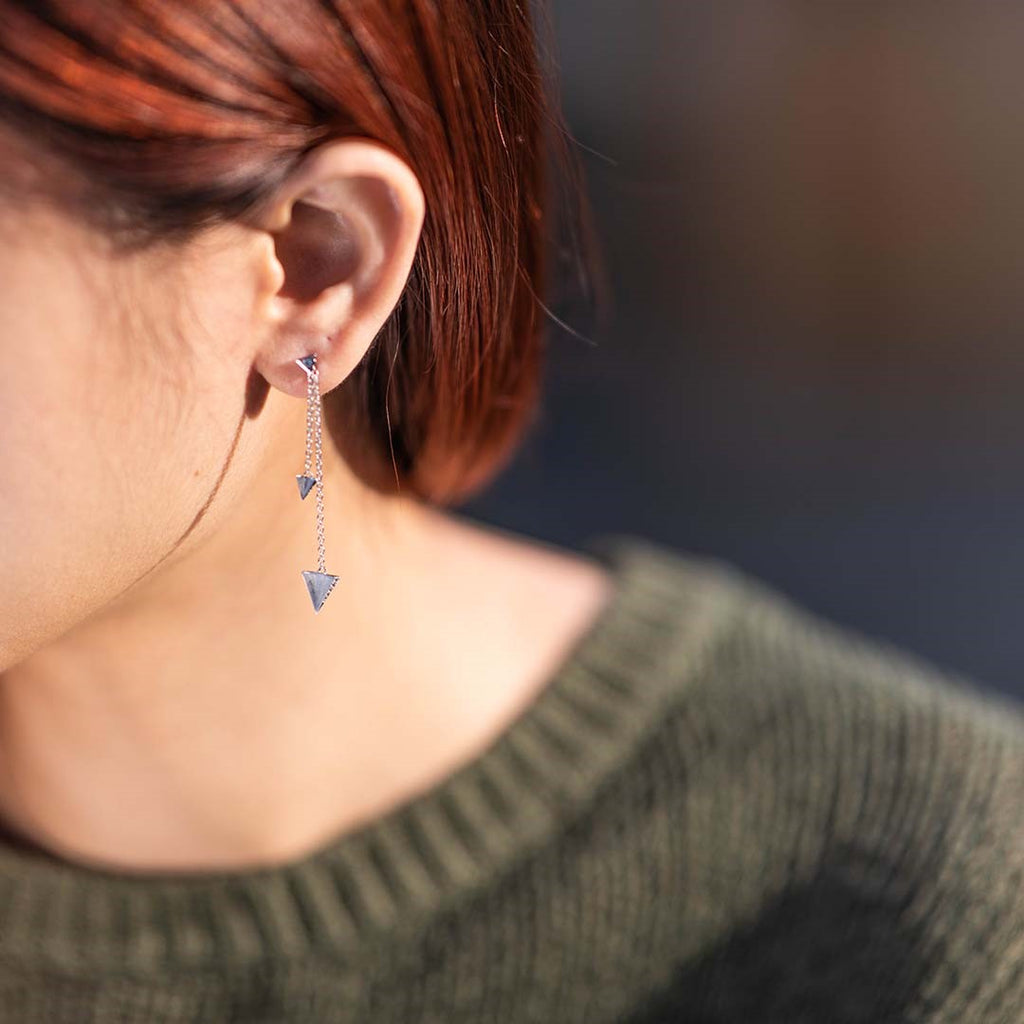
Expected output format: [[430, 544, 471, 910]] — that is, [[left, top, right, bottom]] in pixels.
[[461, 3, 1024, 700]]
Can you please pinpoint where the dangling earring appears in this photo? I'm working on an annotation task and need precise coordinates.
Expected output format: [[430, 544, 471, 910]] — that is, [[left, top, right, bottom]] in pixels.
[[295, 352, 339, 613]]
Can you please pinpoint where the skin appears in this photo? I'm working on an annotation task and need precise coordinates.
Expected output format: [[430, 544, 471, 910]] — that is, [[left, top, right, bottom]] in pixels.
[[0, 134, 614, 872]]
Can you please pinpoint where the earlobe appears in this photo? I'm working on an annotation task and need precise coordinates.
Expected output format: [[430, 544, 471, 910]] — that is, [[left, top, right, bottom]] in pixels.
[[251, 138, 425, 399]]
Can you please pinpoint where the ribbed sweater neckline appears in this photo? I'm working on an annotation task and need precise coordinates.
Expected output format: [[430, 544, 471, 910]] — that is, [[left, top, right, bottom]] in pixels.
[[0, 533, 740, 975]]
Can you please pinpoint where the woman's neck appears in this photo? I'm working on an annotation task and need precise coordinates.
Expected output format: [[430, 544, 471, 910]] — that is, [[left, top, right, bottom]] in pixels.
[[0, 465, 613, 873]]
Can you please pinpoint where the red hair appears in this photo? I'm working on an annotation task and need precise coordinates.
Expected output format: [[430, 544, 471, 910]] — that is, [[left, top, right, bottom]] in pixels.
[[0, 0, 600, 504]]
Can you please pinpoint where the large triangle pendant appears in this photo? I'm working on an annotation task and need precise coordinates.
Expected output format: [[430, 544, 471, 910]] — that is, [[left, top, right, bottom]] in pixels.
[[296, 474, 317, 500], [302, 570, 339, 613]]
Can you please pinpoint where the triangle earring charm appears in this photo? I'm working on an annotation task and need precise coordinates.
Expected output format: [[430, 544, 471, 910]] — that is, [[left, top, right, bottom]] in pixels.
[[302, 570, 340, 613], [295, 474, 317, 500]]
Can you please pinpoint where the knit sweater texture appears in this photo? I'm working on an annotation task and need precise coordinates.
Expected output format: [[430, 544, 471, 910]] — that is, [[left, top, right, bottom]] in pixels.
[[0, 534, 1022, 1023]]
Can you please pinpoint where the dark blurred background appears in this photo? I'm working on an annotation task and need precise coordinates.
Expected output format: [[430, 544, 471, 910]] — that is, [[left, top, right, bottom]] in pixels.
[[461, 3, 1024, 700]]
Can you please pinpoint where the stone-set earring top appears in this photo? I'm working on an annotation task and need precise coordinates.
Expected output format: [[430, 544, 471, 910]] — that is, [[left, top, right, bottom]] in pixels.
[[295, 353, 339, 613]]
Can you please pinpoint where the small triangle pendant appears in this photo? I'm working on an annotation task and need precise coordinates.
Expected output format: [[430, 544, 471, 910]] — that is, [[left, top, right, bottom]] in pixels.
[[296, 474, 317, 500], [302, 570, 339, 613]]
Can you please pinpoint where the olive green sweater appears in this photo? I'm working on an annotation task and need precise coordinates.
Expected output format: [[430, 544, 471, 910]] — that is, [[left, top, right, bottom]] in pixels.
[[0, 535, 1022, 1023]]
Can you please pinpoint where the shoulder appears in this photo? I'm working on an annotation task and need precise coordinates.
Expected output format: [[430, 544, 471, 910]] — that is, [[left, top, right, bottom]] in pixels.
[[607, 533, 1024, 840], [599, 531, 1024, 745], [594, 534, 1024, 1021]]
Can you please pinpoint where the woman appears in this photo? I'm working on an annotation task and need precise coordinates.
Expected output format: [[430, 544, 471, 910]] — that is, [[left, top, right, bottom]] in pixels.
[[0, 2, 1021, 1022]]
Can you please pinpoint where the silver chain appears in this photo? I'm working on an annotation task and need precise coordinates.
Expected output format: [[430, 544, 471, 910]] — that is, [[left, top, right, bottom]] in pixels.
[[310, 358, 327, 574], [303, 366, 314, 478]]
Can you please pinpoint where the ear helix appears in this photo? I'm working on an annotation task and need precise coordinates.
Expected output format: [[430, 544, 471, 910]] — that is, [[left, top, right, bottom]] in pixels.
[[294, 352, 339, 613]]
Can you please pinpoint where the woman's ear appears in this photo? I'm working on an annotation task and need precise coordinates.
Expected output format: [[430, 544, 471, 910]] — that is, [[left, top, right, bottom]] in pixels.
[[251, 137, 425, 399]]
